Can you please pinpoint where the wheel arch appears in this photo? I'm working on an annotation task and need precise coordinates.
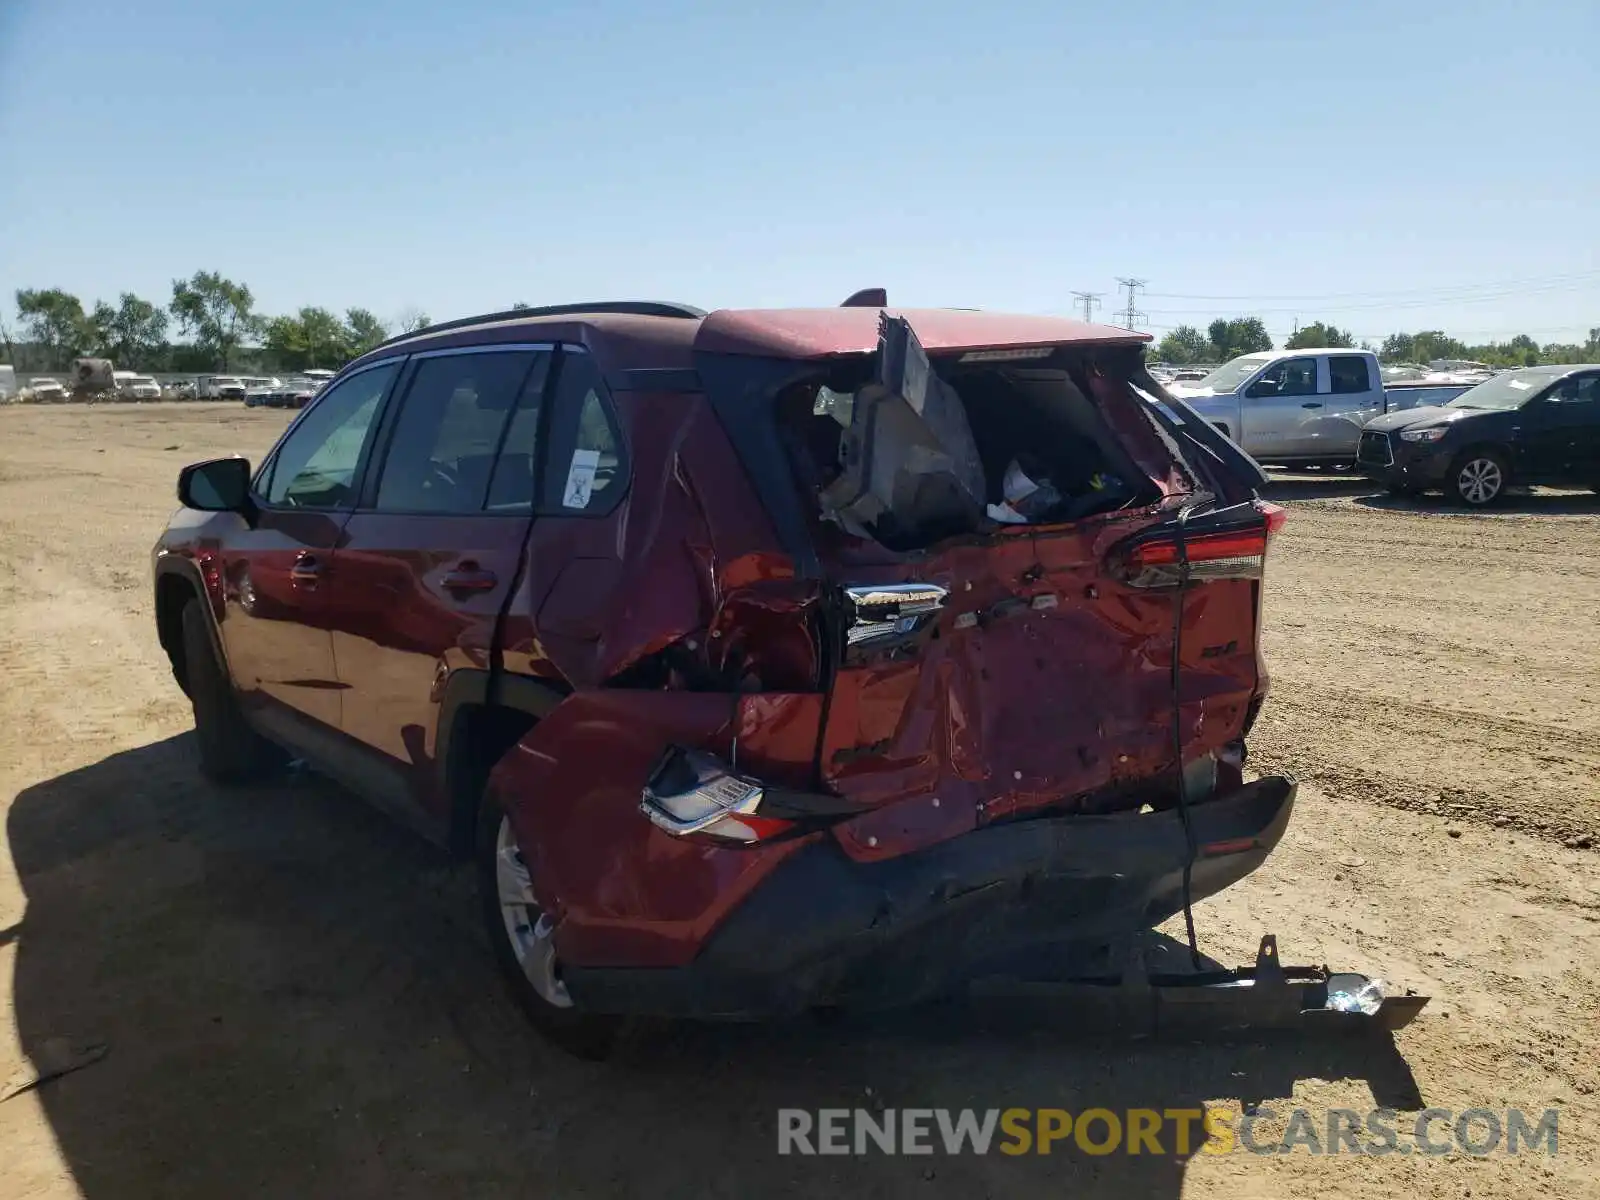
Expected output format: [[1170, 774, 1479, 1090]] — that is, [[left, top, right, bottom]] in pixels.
[[436, 670, 568, 857], [154, 559, 222, 695]]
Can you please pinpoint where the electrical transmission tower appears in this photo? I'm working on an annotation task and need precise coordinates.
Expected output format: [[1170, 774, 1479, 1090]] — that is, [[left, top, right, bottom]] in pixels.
[[1070, 291, 1103, 323], [1116, 277, 1148, 330]]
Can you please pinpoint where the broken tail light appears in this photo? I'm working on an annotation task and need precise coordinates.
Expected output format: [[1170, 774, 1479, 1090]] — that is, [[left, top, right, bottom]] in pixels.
[[1110, 501, 1286, 590], [640, 747, 795, 844]]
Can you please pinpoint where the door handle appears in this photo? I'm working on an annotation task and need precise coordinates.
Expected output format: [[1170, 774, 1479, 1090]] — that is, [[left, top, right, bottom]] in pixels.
[[441, 565, 499, 596], [1301, 402, 1323, 409], [290, 553, 323, 585]]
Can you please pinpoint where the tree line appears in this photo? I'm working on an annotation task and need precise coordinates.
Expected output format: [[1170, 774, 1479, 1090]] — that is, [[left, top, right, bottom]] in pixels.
[[1154, 317, 1600, 369], [5, 271, 431, 374], [9, 276, 1597, 377]]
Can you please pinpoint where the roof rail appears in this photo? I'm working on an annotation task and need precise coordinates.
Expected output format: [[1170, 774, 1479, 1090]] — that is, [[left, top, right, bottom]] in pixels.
[[371, 300, 707, 352]]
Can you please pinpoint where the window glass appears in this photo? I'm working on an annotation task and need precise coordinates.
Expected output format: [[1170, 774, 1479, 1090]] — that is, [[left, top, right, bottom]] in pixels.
[[485, 356, 552, 511], [546, 353, 625, 512], [262, 362, 397, 508], [1254, 357, 1317, 398], [374, 351, 539, 513], [1328, 355, 1372, 394], [1550, 375, 1599, 404]]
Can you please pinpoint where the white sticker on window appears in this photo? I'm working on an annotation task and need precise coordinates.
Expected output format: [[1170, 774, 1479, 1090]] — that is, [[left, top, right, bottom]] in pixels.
[[562, 448, 601, 509], [1507, 379, 1531, 390]]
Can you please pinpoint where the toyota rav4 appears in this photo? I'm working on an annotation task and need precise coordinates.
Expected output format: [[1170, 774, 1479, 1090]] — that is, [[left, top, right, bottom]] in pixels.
[[153, 296, 1292, 1056]]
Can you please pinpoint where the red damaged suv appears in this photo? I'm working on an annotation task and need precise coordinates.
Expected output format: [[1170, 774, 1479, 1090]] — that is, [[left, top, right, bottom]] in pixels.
[[153, 296, 1292, 1056]]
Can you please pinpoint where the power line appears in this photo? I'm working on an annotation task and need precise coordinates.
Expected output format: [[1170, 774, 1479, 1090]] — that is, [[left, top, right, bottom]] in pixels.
[[1147, 279, 1600, 315], [1116, 277, 1148, 329], [1142, 268, 1600, 304], [1070, 291, 1103, 323]]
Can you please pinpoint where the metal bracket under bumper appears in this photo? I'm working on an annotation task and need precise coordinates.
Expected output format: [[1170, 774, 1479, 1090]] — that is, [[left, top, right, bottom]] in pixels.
[[969, 934, 1430, 1035]]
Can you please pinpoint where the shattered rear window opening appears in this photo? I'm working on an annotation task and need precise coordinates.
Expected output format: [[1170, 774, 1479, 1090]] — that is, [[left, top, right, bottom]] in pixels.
[[777, 343, 1167, 552]]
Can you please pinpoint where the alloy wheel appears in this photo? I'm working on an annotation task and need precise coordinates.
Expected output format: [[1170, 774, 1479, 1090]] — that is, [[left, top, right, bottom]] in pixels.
[[1457, 457, 1503, 505], [494, 815, 572, 1008]]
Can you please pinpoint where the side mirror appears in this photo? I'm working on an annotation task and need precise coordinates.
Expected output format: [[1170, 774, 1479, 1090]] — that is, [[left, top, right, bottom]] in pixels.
[[1246, 378, 1280, 399], [178, 456, 253, 513]]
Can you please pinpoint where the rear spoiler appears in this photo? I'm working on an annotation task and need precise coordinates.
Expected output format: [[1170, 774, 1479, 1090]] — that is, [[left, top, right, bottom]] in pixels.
[[1130, 364, 1270, 491]]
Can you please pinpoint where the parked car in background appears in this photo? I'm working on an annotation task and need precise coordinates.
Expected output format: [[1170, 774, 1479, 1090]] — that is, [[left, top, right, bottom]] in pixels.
[[0, 365, 16, 401], [1359, 364, 1600, 504], [1160, 349, 1484, 468], [198, 375, 247, 399], [152, 297, 1291, 1057], [26, 378, 69, 402], [1165, 348, 1386, 467], [1379, 380, 1476, 412], [117, 373, 163, 399], [283, 378, 319, 408]]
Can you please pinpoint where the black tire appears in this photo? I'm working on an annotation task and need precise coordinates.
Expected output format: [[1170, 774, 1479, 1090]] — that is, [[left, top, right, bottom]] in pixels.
[[1448, 449, 1509, 507], [181, 601, 284, 784], [476, 787, 625, 1059]]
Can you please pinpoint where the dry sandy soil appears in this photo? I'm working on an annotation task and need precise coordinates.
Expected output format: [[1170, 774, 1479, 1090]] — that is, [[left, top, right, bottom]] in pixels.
[[1, 402, 1597, 1199]]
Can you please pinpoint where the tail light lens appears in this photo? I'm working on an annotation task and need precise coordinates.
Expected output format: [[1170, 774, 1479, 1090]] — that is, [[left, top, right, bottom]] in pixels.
[[640, 747, 795, 844], [1110, 501, 1286, 589]]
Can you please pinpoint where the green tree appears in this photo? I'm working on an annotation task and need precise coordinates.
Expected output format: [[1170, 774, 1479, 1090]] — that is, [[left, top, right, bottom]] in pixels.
[[15, 288, 91, 369], [396, 308, 430, 335], [1154, 324, 1210, 364], [1284, 321, 1354, 350], [1409, 331, 1466, 365], [397, 308, 431, 335], [264, 306, 349, 371], [1207, 316, 1273, 359], [88, 292, 169, 368], [343, 307, 389, 356], [169, 271, 262, 371], [1379, 333, 1416, 363]]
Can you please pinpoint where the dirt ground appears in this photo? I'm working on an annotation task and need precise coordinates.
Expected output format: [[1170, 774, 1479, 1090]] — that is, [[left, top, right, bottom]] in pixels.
[[1, 402, 1597, 1199]]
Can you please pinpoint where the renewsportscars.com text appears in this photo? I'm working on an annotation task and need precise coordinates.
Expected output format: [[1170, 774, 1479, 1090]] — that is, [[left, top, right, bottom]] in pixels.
[[777, 1107, 1559, 1157]]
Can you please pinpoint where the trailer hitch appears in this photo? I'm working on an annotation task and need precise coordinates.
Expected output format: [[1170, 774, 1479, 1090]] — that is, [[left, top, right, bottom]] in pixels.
[[972, 935, 1430, 1036]]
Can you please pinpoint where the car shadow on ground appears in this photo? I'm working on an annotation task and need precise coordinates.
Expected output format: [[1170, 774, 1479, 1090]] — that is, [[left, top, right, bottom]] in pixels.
[[1258, 475, 1379, 502], [1352, 489, 1600, 516], [9, 736, 1424, 1199]]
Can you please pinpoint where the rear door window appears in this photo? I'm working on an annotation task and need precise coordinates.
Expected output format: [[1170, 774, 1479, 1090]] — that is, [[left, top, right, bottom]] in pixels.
[[1328, 355, 1372, 394], [372, 351, 548, 513], [541, 351, 627, 514], [485, 356, 552, 511]]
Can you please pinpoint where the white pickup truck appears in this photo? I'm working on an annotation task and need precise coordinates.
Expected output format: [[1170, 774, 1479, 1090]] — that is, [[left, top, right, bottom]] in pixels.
[[1164, 348, 1473, 467]]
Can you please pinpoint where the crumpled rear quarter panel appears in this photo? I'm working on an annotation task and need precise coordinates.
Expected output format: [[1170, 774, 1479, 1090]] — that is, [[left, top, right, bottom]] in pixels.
[[488, 690, 823, 968]]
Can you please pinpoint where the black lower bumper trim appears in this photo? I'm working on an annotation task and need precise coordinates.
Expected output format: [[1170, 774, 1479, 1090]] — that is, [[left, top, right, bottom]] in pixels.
[[564, 775, 1297, 1018]]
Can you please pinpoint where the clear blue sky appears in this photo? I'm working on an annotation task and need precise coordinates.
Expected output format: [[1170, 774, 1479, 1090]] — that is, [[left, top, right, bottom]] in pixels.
[[1, 0, 1596, 347]]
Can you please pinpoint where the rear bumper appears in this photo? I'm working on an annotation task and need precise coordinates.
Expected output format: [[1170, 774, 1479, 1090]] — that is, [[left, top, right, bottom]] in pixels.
[[563, 775, 1296, 1018]]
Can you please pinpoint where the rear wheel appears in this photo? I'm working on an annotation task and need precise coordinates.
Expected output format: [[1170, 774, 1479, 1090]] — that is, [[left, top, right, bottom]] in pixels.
[[181, 601, 284, 783], [476, 788, 624, 1059], [1450, 450, 1508, 507]]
